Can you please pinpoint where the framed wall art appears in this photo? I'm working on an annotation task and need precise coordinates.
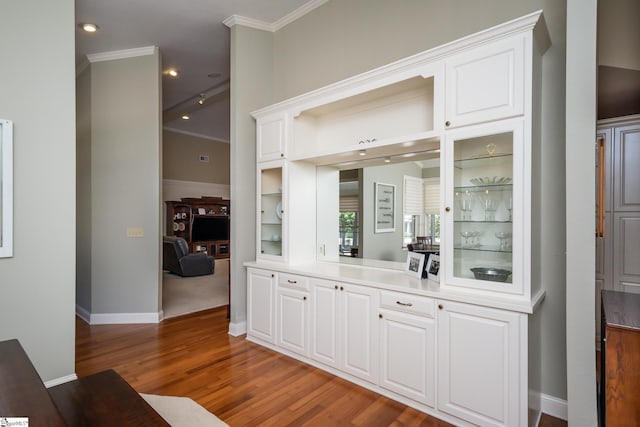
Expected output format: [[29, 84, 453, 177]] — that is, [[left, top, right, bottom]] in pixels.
[[374, 182, 395, 233]]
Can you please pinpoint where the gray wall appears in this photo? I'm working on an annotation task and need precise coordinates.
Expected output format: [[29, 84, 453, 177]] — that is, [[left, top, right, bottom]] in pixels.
[[163, 130, 230, 185], [566, 0, 598, 424], [77, 52, 163, 316], [229, 26, 274, 329], [229, 0, 569, 406], [0, 0, 76, 381]]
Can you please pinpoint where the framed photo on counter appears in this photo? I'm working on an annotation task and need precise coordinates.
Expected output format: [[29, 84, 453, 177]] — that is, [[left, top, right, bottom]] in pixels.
[[426, 253, 440, 282], [405, 251, 425, 278]]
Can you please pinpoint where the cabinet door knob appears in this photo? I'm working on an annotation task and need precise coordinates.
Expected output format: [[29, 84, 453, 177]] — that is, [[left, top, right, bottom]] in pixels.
[[379, 313, 383, 319], [280, 153, 284, 157], [445, 207, 451, 212], [445, 120, 451, 127], [303, 296, 307, 301], [340, 286, 344, 291], [438, 304, 443, 310], [334, 285, 338, 289], [271, 274, 275, 278]]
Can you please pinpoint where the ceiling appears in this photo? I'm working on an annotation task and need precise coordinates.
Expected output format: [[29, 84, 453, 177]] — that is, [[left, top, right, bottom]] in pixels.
[[75, 0, 314, 142]]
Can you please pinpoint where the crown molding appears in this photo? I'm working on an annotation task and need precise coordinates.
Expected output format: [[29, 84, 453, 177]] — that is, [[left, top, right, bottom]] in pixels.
[[76, 57, 90, 77], [223, 0, 328, 32], [86, 46, 157, 63]]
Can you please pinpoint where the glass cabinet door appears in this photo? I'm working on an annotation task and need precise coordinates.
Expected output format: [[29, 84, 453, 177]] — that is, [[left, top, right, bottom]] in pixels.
[[259, 165, 284, 258], [445, 120, 523, 293]]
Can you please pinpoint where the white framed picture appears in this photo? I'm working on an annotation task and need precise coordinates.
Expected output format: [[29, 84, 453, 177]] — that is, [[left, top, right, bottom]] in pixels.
[[405, 251, 425, 278], [426, 254, 440, 282], [374, 182, 395, 233]]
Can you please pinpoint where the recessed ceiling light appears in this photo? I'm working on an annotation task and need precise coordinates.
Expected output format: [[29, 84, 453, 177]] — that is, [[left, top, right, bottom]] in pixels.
[[181, 115, 190, 120], [81, 23, 99, 33], [167, 69, 179, 78], [359, 150, 367, 156]]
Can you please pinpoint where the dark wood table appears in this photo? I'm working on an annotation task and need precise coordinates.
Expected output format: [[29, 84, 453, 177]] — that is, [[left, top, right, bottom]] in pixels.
[[0, 339, 66, 426], [48, 369, 170, 426], [601, 290, 640, 426]]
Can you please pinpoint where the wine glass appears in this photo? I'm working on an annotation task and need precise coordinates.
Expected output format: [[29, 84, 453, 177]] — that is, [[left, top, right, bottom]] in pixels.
[[460, 231, 474, 248], [478, 189, 498, 221], [495, 231, 512, 251], [457, 191, 474, 221]]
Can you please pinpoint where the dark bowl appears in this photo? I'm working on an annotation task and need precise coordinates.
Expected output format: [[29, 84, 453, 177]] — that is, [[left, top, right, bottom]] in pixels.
[[470, 267, 512, 282]]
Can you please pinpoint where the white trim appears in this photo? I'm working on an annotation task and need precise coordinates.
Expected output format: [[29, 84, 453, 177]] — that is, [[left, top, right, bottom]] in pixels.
[[87, 46, 157, 63], [89, 312, 162, 325], [76, 305, 91, 324], [228, 320, 247, 337], [223, 15, 273, 31], [597, 113, 640, 127], [223, 0, 328, 31], [163, 127, 230, 144], [44, 374, 78, 388], [272, 0, 329, 31], [76, 57, 90, 77], [540, 393, 568, 421]]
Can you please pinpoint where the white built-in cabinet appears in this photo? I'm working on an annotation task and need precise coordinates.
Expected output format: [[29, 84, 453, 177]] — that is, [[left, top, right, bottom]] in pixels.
[[437, 300, 523, 427], [378, 290, 436, 408], [247, 268, 276, 343], [310, 278, 378, 384], [248, 10, 550, 427]]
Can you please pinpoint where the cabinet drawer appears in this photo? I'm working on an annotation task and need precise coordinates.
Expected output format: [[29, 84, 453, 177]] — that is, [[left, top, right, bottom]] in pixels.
[[380, 290, 435, 318], [278, 273, 309, 291]]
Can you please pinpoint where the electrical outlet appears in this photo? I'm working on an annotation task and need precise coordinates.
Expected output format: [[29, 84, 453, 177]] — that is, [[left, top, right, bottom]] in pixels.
[[126, 227, 144, 238]]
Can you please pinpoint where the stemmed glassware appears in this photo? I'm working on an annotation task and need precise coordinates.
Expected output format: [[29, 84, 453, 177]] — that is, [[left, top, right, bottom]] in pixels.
[[495, 231, 512, 251], [478, 189, 498, 221], [457, 191, 474, 221]]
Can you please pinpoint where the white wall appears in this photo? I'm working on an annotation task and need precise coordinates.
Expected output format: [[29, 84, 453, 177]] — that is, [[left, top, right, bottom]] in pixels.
[[76, 51, 163, 320], [0, 0, 76, 381]]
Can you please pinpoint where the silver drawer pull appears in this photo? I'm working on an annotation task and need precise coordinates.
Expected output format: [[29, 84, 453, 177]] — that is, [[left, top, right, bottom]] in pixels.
[[287, 279, 297, 284], [396, 301, 413, 307]]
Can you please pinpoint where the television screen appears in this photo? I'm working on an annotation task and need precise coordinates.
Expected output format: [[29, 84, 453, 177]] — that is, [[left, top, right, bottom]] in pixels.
[[191, 216, 229, 241]]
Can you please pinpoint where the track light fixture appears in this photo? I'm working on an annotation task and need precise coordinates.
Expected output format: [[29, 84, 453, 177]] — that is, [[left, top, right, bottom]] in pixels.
[[198, 94, 206, 105]]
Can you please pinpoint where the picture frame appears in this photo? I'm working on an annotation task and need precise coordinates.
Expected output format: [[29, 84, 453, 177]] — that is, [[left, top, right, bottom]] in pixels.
[[426, 254, 440, 282], [405, 251, 426, 278], [374, 182, 395, 233]]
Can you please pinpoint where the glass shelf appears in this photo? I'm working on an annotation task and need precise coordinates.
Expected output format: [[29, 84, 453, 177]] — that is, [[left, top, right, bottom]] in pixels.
[[454, 153, 512, 168], [261, 192, 283, 198], [454, 220, 512, 224], [455, 183, 512, 192], [454, 246, 512, 254]]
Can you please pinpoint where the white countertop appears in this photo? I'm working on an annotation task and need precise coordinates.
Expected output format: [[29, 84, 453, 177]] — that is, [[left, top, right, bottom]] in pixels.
[[245, 260, 544, 314]]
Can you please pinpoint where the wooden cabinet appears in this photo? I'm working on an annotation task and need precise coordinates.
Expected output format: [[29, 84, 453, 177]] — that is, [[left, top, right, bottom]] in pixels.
[[378, 291, 435, 407], [310, 279, 378, 384], [165, 197, 230, 259], [437, 300, 523, 427], [601, 290, 640, 426], [247, 268, 276, 344], [257, 113, 287, 162], [445, 34, 525, 129]]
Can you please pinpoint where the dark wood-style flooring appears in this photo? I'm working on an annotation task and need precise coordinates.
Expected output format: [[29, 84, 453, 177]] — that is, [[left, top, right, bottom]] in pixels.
[[76, 307, 567, 426]]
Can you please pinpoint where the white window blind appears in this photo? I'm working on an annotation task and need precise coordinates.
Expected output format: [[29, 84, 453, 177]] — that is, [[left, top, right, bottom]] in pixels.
[[340, 196, 359, 212], [403, 176, 423, 216], [423, 178, 440, 214]]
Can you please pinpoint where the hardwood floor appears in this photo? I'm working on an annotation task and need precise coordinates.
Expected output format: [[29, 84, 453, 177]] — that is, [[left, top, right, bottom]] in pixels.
[[76, 307, 566, 426]]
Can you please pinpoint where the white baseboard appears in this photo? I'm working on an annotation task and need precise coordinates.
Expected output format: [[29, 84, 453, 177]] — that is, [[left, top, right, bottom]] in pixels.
[[44, 373, 78, 388], [541, 393, 568, 421], [76, 304, 91, 323], [89, 311, 162, 325], [228, 320, 246, 337]]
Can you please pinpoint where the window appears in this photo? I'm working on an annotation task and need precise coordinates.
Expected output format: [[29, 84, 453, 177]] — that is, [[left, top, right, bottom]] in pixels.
[[339, 211, 359, 256], [403, 214, 419, 245]]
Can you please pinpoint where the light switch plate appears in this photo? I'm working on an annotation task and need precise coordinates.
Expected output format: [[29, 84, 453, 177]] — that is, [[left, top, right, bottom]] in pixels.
[[126, 227, 144, 238]]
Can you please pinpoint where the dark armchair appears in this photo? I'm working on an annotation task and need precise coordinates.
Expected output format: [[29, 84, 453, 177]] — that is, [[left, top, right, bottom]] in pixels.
[[163, 236, 215, 277]]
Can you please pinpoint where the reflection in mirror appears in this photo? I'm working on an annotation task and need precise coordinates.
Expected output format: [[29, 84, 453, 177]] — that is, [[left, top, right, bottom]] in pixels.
[[318, 146, 440, 270], [0, 119, 13, 258]]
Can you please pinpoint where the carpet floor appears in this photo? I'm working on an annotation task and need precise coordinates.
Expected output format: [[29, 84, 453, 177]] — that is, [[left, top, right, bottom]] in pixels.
[[140, 393, 228, 426], [162, 259, 229, 319]]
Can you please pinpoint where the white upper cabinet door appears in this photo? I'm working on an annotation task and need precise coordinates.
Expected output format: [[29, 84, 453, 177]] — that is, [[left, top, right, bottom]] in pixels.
[[257, 113, 287, 162], [445, 34, 525, 129]]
